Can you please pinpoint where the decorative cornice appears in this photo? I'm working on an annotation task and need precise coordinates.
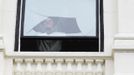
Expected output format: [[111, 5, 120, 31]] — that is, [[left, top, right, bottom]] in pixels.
[[113, 33, 134, 52], [114, 33, 134, 40]]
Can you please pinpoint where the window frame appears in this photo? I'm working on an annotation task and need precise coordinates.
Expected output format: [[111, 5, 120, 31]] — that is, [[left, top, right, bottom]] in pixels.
[[14, 0, 104, 52]]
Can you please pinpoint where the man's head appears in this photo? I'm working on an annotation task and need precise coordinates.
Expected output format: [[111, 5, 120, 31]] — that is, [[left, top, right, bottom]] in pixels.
[[42, 18, 54, 29]]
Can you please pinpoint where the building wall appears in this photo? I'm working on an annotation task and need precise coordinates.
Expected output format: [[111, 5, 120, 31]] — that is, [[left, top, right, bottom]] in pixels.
[[0, 0, 116, 75], [0, 0, 134, 75]]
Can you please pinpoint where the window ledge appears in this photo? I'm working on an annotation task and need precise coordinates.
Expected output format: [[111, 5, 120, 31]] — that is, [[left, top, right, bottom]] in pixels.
[[5, 52, 112, 59]]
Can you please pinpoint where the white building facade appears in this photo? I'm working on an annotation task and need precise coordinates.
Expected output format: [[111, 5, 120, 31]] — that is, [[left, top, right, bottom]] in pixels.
[[0, 0, 134, 75]]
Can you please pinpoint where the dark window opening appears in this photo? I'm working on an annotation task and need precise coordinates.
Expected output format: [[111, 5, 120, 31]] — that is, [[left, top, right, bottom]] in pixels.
[[15, 0, 104, 52], [21, 39, 98, 52]]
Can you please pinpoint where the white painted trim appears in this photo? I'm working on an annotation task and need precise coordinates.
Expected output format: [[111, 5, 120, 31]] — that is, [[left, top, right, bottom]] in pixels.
[[114, 33, 134, 40], [5, 52, 112, 59], [113, 33, 134, 51]]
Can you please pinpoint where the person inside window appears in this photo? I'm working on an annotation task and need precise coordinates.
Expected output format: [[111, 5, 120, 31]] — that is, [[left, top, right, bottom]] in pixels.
[[28, 16, 82, 51], [31, 16, 81, 35]]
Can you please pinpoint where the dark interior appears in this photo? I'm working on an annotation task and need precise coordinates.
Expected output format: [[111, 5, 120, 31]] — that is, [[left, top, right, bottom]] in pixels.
[[20, 38, 99, 52]]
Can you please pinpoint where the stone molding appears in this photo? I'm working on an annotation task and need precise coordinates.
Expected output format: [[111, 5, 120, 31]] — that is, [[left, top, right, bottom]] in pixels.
[[113, 33, 134, 52]]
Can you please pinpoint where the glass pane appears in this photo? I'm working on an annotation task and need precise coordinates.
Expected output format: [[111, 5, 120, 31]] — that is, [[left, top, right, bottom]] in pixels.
[[23, 0, 96, 37]]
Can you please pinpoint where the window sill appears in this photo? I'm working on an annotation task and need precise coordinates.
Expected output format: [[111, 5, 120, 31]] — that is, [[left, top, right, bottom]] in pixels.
[[5, 52, 112, 59]]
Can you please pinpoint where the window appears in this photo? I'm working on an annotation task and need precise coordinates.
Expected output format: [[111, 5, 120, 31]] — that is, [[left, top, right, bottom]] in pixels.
[[15, 0, 104, 52]]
